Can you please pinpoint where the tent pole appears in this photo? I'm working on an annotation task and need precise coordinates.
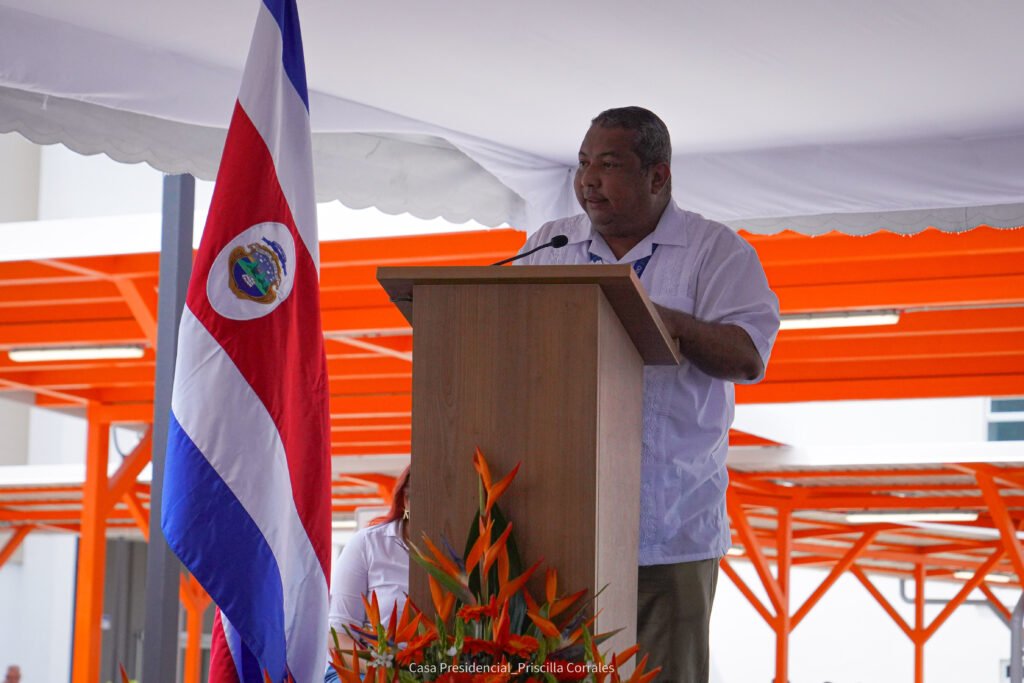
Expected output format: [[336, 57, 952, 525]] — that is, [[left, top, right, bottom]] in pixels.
[[142, 173, 194, 683]]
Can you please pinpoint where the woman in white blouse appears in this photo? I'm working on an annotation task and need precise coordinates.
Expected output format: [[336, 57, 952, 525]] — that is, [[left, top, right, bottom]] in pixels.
[[326, 467, 410, 679]]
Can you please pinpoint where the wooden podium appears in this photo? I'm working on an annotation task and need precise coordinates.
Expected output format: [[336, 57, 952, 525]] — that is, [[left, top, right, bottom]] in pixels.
[[377, 265, 679, 654]]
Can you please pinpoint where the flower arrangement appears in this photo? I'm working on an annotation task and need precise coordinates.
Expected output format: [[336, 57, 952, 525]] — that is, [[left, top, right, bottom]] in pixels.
[[328, 449, 659, 683]]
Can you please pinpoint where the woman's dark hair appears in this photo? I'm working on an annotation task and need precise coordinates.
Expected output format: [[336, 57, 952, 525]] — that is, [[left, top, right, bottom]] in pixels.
[[371, 465, 410, 543]]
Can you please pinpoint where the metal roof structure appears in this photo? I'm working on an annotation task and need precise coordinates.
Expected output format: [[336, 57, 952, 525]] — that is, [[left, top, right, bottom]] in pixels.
[[1, 224, 1023, 683]]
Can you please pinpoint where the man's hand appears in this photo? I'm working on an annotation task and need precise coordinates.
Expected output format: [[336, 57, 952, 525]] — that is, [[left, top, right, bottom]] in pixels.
[[653, 303, 764, 382]]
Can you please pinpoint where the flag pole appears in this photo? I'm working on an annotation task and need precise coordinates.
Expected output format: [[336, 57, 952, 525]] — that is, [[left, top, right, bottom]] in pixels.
[[142, 172, 195, 683]]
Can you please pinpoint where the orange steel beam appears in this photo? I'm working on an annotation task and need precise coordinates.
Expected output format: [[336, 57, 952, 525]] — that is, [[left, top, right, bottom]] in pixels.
[[0, 485, 82, 495], [330, 394, 410, 417], [735, 493, 1021, 510], [923, 548, 1005, 640], [6, 366, 153, 390], [959, 462, 1024, 492], [745, 225, 1024, 262], [0, 525, 33, 569], [765, 250, 1024, 289], [736, 530, 1002, 571], [0, 318, 146, 348], [774, 273, 1024, 312], [95, 403, 155, 424], [0, 377, 88, 406], [978, 583, 1013, 622], [113, 278, 158, 347], [0, 509, 138, 523], [726, 493, 786, 616], [741, 373, 1024, 403], [719, 558, 775, 626], [123, 490, 150, 541], [850, 565, 913, 639], [743, 466, 981, 479], [765, 353, 1024, 383], [71, 406, 111, 683], [0, 498, 84, 507], [789, 555, 833, 566], [791, 531, 877, 630], [179, 574, 212, 683], [975, 470, 1024, 583], [849, 562, 1022, 588], [783, 481, 981, 494], [327, 336, 412, 362], [106, 429, 153, 508], [770, 327, 1024, 359]]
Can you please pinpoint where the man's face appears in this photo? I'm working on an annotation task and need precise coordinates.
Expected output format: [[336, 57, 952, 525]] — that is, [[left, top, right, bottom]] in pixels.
[[574, 124, 666, 239], [5, 666, 20, 683]]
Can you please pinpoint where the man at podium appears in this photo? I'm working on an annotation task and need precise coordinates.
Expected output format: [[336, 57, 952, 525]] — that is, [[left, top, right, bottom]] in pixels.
[[517, 107, 780, 683]]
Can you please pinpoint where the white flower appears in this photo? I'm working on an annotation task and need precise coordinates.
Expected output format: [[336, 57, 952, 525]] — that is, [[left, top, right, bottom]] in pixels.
[[446, 646, 458, 657], [370, 650, 394, 668]]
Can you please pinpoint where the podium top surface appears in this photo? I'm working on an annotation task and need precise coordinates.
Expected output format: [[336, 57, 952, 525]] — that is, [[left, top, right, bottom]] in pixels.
[[377, 265, 681, 365]]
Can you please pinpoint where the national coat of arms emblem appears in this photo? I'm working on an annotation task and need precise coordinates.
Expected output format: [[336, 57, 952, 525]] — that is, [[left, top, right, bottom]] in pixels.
[[227, 237, 289, 304]]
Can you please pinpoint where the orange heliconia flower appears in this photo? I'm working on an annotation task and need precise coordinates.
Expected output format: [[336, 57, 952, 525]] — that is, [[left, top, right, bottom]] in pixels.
[[472, 448, 521, 516], [428, 575, 456, 622]]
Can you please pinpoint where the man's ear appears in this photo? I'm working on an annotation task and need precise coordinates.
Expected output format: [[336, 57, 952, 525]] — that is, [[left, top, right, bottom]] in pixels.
[[650, 162, 671, 195]]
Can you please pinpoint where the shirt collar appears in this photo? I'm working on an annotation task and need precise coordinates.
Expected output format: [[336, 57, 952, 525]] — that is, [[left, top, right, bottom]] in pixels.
[[579, 199, 688, 263]]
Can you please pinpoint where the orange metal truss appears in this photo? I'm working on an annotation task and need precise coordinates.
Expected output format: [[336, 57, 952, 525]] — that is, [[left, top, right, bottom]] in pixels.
[[1, 225, 1023, 681], [726, 461, 1024, 683]]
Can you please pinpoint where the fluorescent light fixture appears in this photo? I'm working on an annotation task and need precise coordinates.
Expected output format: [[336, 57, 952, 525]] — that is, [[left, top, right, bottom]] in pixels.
[[952, 571, 1012, 584], [726, 547, 744, 557], [331, 520, 358, 530], [8, 345, 146, 363], [780, 310, 901, 331], [845, 511, 979, 524]]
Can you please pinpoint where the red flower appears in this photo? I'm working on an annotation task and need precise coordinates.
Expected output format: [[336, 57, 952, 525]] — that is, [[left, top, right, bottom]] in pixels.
[[502, 633, 539, 658], [461, 638, 503, 659], [457, 597, 500, 622]]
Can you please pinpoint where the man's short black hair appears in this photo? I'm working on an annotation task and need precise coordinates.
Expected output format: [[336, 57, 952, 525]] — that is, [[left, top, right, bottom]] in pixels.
[[591, 106, 672, 170]]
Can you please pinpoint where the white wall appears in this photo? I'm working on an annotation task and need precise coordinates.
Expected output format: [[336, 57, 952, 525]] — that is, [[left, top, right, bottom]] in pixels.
[[735, 397, 989, 448], [0, 392, 31, 466], [0, 133, 40, 223], [37, 144, 165, 221], [0, 400, 84, 683]]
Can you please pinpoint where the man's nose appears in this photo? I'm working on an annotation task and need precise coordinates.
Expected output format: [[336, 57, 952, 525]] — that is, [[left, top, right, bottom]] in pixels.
[[579, 164, 599, 187]]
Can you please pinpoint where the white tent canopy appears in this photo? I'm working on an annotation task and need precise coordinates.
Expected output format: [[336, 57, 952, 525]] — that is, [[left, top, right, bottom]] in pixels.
[[3, 0, 1024, 234]]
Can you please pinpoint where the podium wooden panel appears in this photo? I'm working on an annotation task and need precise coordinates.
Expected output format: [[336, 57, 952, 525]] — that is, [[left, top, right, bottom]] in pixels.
[[377, 265, 678, 657]]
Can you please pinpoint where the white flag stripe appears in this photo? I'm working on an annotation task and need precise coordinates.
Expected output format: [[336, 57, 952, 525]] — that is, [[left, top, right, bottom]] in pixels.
[[171, 308, 327, 683], [238, 2, 320, 272]]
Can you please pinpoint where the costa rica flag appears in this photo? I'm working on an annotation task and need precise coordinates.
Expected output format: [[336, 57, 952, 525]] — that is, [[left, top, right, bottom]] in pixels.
[[161, 1, 331, 681]]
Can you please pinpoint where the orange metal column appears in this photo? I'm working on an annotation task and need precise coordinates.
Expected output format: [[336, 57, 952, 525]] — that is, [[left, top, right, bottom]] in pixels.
[[71, 405, 111, 683], [913, 564, 925, 683], [179, 574, 212, 683], [775, 509, 792, 683]]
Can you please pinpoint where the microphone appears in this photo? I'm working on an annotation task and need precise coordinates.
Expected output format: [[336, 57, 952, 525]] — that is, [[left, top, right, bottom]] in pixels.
[[491, 234, 569, 266]]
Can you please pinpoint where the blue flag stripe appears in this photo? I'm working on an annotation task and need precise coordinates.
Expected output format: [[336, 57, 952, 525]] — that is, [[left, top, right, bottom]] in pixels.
[[261, 0, 309, 110], [163, 413, 289, 681]]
